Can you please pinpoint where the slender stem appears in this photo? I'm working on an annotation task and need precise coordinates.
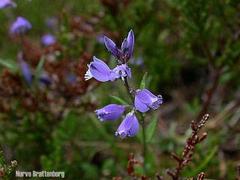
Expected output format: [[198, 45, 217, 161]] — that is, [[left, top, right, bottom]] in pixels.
[[123, 77, 134, 103], [122, 77, 147, 172]]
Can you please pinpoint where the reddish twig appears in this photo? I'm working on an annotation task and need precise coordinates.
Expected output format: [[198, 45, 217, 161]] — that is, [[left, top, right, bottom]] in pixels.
[[167, 114, 210, 180]]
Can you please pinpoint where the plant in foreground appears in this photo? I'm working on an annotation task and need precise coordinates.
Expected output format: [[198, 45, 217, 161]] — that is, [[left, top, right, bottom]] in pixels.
[[85, 30, 163, 167]]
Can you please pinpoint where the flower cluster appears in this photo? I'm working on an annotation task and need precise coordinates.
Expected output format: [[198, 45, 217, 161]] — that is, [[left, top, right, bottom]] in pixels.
[[85, 30, 163, 138]]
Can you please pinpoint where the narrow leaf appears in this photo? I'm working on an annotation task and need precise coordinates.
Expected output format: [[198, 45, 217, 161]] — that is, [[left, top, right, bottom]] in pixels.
[[140, 72, 148, 89], [0, 58, 18, 73], [185, 146, 218, 176], [35, 57, 45, 78], [110, 96, 129, 105], [146, 115, 158, 142]]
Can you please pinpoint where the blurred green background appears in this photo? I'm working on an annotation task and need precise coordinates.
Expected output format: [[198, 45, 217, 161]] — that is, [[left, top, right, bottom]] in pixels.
[[0, 0, 240, 179]]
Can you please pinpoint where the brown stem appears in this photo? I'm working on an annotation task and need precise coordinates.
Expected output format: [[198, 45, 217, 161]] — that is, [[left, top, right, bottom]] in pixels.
[[196, 69, 220, 122]]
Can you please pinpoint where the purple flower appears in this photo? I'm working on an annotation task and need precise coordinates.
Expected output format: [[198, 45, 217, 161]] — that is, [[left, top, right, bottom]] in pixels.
[[45, 17, 58, 30], [10, 17, 32, 35], [104, 30, 134, 62], [39, 73, 51, 86], [66, 73, 77, 84], [113, 64, 131, 79], [84, 56, 116, 82], [19, 59, 32, 85], [96, 34, 105, 44], [115, 112, 139, 138], [134, 89, 163, 113], [41, 34, 56, 46], [0, 0, 16, 9], [95, 104, 125, 121]]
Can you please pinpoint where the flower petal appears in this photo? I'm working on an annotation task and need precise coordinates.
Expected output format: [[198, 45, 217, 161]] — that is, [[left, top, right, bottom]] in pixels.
[[86, 56, 113, 82], [112, 64, 131, 79], [115, 112, 139, 138], [134, 95, 149, 113], [104, 36, 119, 58], [126, 29, 134, 58], [134, 89, 163, 112]]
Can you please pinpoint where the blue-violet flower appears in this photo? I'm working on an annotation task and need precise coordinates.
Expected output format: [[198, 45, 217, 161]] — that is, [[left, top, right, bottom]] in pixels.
[[84, 56, 116, 82], [104, 30, 134, 62], [0, 0, 16, 9], [134, 89, 163, 113], [10, 17, 32, 35], [95, 104, 125, 121], [41, 34, 56, 46], [115, 112, 139, 138]]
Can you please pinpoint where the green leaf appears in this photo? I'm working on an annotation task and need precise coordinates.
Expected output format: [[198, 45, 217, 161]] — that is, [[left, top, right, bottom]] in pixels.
[[110, 96, 129, 105], [140, 72, 148, 89], [0, 58, 18, 73], [35, 57, 45, 79], [146, 115, 158, 143], [185, 145, 218, 176]]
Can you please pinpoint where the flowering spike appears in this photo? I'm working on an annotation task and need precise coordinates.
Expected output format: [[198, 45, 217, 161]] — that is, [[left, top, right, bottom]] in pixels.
[[134, 89, 163, 113], [115, 112, 139, 138], [10, 17, 32, 35], [95, 104, 125, 121]]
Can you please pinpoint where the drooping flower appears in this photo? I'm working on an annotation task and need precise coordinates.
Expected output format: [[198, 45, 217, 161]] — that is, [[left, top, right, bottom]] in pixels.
[[0, 0, 16, 9], [134, 89, 163, 113], [115, 112, 139, 138], [10, 17, 32, 35], [112, 64, 131, 79], [84, 56, 116, 82], [41, 34, 56, 46], [104, 30, 134, 62], [95, 104, 125, 121]]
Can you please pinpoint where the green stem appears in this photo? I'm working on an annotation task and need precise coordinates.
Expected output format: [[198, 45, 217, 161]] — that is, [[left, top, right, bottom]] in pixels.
[[123, 77, 147, 173]]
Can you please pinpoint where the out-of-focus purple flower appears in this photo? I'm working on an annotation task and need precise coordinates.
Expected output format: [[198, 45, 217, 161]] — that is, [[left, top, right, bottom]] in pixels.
[[84, 56, 116, 82], [0, 0, 16, 9], [130, 56, 144, 66], [104, 30, 134, 62], [95, 104, 125, 121], [115, 112, 139, 138], [113, 64, 131, 79], [96, 34, 105, 44], [66, 73, 77, 84], [134, 89, 163, 113], [39, 73, 51, 86], [19, 59, 32, 85], [45, 17, 58, 30], [41, 34, 56, 46], [10, 17, 32, 35]]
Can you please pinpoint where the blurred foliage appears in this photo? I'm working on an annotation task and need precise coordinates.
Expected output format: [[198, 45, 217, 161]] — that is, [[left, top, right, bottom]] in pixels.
[[0, 0, 240, 179]]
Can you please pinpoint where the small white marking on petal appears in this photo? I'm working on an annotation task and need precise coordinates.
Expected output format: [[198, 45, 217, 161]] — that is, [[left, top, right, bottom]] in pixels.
[[84, 69, 93, 81]]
